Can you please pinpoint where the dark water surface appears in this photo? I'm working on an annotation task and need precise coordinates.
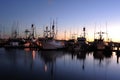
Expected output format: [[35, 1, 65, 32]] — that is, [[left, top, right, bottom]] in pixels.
[[0, 48, 120, 80]]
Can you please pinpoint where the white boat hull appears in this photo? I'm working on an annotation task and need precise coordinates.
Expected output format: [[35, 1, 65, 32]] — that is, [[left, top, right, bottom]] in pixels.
[[42, 40, 64, 50]]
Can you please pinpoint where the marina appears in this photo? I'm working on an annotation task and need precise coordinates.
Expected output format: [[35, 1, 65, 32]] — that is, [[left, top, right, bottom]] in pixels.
[[1, 0, 120, 80], [0, 21, 120, 80], [1, 24, 120, 53], [0, 25, 120, 80]]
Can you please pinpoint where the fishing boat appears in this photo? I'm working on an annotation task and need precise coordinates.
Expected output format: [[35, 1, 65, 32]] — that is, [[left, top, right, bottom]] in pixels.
[[91, 31, 112, 51], [0, 39, 7, 47], [39, 21, 65, 50], [40, 38, 64, 50], [74, 27, 88, 51], [64, 39, 75, 51], [4, 24, 39, 49], [76, 37, 88, 51], [4, 38, 25, 48]]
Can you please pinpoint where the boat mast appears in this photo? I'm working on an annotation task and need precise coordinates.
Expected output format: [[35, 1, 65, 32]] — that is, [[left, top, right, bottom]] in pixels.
[[52, 20, 55, 38], [106, 22, 108, 42], [70, 30, 71, 39], [56, 18, 58, 39], [25, 29, 30, 39], [83, 27, 86, 38], [94, 23, 96, 40], [0, 24, 1, 39], [99, 31, 102, 40], [11, 22, 18, 39], [50, 18, 52, 38], [31, 24, 35, 38], [64, 30, 66, 40], [45, 26, 49, 38], [17, 21, 19, 38]]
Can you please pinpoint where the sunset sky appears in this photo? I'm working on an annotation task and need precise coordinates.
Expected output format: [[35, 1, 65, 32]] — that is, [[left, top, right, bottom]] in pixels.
[[0, 0, 120, 41]]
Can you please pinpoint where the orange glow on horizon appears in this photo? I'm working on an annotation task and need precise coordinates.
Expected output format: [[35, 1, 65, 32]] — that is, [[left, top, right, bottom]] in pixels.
[[56, 23, 120, 42]]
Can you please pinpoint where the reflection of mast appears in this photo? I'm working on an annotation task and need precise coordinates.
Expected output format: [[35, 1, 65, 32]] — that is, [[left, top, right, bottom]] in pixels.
[[50, 60, 54, 80], [82, 59, 85, 70], [43, 58, 55, 80], [93, 51, 104, 66], [117, 56, 119, 64], [32, 50, 36, 60], [116, 52, 120, 64], [24, 50, 35, 73], [77, 52, 86, 70], [41, 51, 64, 80], [44, 64, 48, 72]]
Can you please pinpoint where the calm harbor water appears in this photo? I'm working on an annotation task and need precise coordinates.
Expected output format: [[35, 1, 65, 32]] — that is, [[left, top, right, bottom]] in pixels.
[[0, 48, 120, 80]]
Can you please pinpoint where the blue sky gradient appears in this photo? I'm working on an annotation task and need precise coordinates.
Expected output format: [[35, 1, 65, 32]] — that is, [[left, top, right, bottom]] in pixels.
[[0, 0, 120, 41]]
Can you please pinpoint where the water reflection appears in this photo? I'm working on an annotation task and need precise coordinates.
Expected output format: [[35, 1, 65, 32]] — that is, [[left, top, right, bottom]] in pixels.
[[38, 51, 64, 80], [92, 50, 112, 68], [77, 51, 86, 70], [116, 51, 120, 64], [32, 50, 36, 60], [0, 48, 120, 80]]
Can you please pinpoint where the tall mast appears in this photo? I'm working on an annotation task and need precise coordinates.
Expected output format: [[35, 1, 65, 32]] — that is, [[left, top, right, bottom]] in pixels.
[[106, 22, 108, 42], [0, 24, 2, 39], [70, 30, 71, 39], [35, 25, 37, 38], [11, 22, 18, 39], [52, 20, 55, 38], [64, 30, 66, 40], [17, 21, 19, 38], [31, 24, 35, 38], [83, 27, 85, 38], [11, 23, 14, 38], [56, 18, 58, 39], [46, 26, 48, 38], [50, 18, 52, 37], [43, 26, 45, 37], [94, 23, 96, 40]]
